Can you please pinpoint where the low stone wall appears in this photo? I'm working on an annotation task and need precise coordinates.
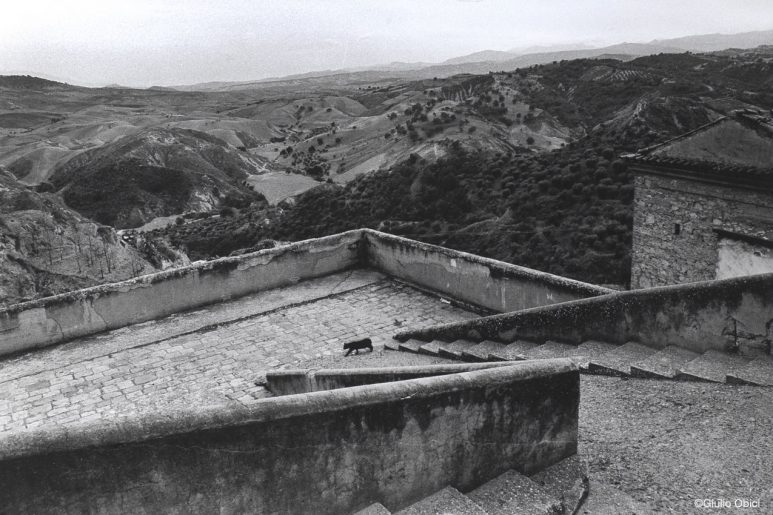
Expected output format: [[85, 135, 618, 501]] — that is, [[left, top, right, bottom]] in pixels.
[[362, 229, 611, 313], [0, 359, 579, 514], [0, 228, 610, 357], [395, 273, 773, 356], [0, 231, 363, 356], [266, 362, 515, 395]]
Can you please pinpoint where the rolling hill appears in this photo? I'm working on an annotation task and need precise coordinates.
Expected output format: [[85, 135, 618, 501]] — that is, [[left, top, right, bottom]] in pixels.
[[144, 48, 773, 286], [2, 44, 773, 302]]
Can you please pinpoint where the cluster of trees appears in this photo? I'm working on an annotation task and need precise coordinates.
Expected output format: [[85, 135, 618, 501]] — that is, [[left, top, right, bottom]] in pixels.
[[268, 139, 634, 285], [152, 133, 637, 285], [146, 51, 773, 287]]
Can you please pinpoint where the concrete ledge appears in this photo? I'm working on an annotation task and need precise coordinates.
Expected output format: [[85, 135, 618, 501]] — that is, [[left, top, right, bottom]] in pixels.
[[395, 273, 773, 355], [361, 229, 612, 313], [0, 359, 578, 514], [0, 230, 364, 356], [0, 228, 610, 357], [266, 362, 516, 395]]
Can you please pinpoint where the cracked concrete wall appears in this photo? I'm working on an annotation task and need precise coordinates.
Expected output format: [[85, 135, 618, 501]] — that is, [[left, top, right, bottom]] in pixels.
[[397, 272, 773, 356], [0, 231, 363, 356], [0, 360, 579, 514], [362, 230, 611, 313]]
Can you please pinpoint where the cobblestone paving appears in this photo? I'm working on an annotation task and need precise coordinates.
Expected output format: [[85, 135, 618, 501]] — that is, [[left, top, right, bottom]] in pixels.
[[0, 271, 475, 436]]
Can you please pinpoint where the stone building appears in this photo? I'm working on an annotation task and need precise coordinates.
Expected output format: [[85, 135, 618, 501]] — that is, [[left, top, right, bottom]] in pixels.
[[626, 110, 773, 288]]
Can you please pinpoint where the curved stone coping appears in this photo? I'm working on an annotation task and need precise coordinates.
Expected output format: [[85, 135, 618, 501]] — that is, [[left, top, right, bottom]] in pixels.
[[0, 358, 577, 461], [361, 229, 613, 298], [0, 229, 365, 316], [394, 272, 773, 354], [266, 362, 516, 395], [0, 227, 608, 356], [0, 228, 609, 316]]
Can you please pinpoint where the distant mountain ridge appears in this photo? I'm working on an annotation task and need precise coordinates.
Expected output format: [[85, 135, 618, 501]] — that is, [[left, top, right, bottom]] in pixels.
[[172, 29, 773, 92], [650, 29, 773, 52]]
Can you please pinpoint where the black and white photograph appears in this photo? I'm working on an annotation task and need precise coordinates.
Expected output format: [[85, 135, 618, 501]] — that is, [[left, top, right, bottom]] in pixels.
[[0, 1, 771, 513]]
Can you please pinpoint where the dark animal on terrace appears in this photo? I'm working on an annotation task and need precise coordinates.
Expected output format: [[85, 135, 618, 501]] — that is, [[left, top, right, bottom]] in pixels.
[[344, 338, 373, 356]]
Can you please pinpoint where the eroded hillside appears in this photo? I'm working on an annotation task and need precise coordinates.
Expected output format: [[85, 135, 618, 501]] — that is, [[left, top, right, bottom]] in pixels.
[[48, 127, 268, 228], [0, 169, 169, 306]]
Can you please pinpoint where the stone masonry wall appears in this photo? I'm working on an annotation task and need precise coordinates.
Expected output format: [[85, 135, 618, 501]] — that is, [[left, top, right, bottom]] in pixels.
[[632, 173, 773, 289]]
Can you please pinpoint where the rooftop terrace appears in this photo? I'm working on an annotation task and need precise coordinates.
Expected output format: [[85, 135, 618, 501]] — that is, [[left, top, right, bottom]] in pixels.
[[0, 270, 475, 437], [1, 229, 605, 438], [0, 229, 771, 513]]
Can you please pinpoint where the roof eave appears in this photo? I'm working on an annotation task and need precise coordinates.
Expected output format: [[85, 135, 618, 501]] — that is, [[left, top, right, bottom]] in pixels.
[[627, 159, 773, 192]]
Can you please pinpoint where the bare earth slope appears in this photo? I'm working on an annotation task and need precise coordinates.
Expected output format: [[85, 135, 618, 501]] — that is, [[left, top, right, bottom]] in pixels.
[[48, 127, 266, 228], [0, 169, 159, 306]]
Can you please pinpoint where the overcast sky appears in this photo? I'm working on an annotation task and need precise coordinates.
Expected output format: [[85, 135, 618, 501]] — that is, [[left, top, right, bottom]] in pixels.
[[2, 0, 772, 87]]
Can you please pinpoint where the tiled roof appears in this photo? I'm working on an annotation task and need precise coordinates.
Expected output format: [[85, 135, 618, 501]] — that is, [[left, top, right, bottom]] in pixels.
[[624, 110, 773, 183]]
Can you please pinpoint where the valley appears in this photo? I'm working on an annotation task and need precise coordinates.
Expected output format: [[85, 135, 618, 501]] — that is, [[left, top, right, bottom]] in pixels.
[[1, 45, 772, 304]]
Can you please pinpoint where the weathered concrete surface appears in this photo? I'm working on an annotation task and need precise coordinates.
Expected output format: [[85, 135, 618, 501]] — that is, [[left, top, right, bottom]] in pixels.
[[266, 362, 516, 395], [0, 230, 364, 356], [716, 237, 773, 280], [0, 359, 579, 515], [579, 375, 773, 514], [361, 229, 611, 313], [396, 272, 773, 355]]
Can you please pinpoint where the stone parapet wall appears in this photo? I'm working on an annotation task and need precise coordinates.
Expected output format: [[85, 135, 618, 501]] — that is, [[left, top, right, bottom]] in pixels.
[[0, 359, 579, 514], [362, 229, 611, 312], [632, 173, 773, 289], [0, 231, 363, 356], [396, 272, 773, 356], [0, 229, 608, 357]]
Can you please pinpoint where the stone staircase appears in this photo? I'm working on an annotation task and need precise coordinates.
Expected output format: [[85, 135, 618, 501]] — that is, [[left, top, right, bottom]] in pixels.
[[353, 456, 658, 515], [386, 338, 773, 386]]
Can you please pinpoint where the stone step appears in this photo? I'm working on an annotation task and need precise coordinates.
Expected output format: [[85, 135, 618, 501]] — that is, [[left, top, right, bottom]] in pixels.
[[467, 469, 562, 515], [530, 455, 589, 515], [437, 339, 478, 359], [726, 356, 773, 386], [417, 341, 443, 357], [587, 342, 658, 377], [394, 486, 486, 515], [577, 481, 658, 515], [398, 339, 426, 353], [630, 345, 700, 379], [572, 340, 618, 369], [384, 340, 401, 352], [353, 502, 391, 515], [461, 340, 509, 361], [497, 340, 539, 361], [523, 340, 578, 360], [675, 350, 749, 383]]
